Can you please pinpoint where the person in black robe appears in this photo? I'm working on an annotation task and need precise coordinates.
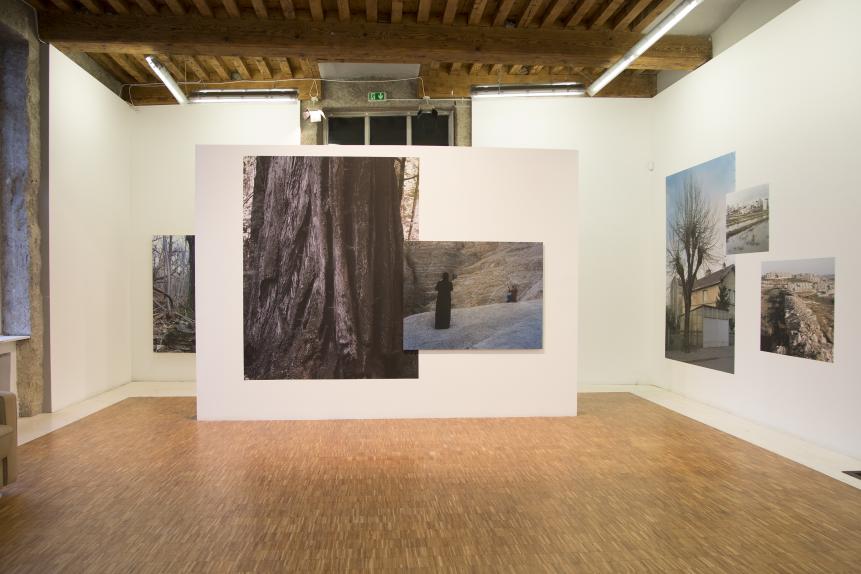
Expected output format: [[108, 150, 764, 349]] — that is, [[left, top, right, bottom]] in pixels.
[[434, 272, 454, 329]]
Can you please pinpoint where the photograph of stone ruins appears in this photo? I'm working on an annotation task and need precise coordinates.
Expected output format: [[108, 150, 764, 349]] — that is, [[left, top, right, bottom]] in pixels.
[[761, 258, 835, 362]]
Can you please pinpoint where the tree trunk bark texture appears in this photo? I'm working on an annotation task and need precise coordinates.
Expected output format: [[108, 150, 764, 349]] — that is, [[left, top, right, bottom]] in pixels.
[[244, 156, 417, 380]]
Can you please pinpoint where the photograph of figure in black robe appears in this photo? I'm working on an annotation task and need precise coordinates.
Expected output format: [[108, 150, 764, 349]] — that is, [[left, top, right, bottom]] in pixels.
[[243, 156, 419, 380], [434, 273, 454, 329], [403, 241, 543, 350]]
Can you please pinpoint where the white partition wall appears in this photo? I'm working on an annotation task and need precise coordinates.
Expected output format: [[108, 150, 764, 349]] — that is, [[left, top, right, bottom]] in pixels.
[[649, 0, 861, 459], [472, 98, 653, 387], [196, 146, 578, 420], [48, 47, 134, 411]]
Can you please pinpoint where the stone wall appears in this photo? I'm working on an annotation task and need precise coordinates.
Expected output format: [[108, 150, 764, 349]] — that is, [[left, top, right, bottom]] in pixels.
[[0, 0, 48, 416]]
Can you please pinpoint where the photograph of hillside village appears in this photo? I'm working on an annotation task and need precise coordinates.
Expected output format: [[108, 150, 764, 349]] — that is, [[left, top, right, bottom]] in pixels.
[[761, 258, 835, 362], [666, 153, 736, 374], [727, 184, 770, 254]]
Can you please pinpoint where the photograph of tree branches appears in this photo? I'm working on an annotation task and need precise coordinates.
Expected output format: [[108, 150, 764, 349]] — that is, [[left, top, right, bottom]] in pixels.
[[152, 235, 195, 353], [666, 153, 736, 374], [243, 156, 420, 380], [403, 241, 543, 350]]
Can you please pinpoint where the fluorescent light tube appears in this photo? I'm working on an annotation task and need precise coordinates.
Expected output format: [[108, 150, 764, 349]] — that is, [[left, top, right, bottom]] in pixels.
[[586, 0, 705, 97], [145, 55, 188, 105], [471, 83, 586, 99]]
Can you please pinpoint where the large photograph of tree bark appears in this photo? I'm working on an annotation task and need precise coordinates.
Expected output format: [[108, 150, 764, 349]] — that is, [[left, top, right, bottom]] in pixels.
[[152, 235, 196, 353], [243, 156, 419, 380]]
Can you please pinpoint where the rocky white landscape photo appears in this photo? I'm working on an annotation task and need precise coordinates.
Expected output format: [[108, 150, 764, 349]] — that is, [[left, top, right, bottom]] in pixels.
[[402, 241, 543, 350]]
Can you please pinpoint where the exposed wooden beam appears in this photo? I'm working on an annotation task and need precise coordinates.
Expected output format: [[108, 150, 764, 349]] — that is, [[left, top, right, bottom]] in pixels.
[[612, 0, 651, 31], [468, 0, 487, 26], [251, 0, 268, 18], [128, 80, 319, 104], [391, 0, 403, 23], [366, 0, 378, 22], [509, 64, 525, 74], [442, 0, 459, 25], [590, 0, 624, 29], [252, 56, 272, 79], [309, 0, 323, 21], [104, 0, 130, 13], [271, 56, 293, 78], [156, 53, 185, 80], [336, 0, 349, 21], [41, 12, 711, 71], [89, 52, 134, 84], [279, 0, 295, 19], [190, 0, 212, 17], [422, 67, 656, 98], [200, 55, 230, 80], [529, 64, 544, 74], [132, 0, 157, 14], [517, 0, 545, 28], [492, 0, 515, 26], [468, 62, 483, 74], [164, 0, 185, 16], [79, 0, 104, 14], [178, 54, 210, 81], [300, 59, 320, 79], [222, 0, 240, 17], [449, 62, 463, 74], [50, 0, 74, 11], [633, 0, 675, 33], [109, 53, 147, 83], [566, 0, 597, 28], [223, 55, 251, 80], [417, 0, 431, 23], [488, 63, 503, 75], [131, 53, 157, 80], [541, 0, 570, 28]]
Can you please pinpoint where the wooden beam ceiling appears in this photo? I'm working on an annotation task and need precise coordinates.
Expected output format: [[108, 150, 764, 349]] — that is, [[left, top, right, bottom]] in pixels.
[[37, 0, 711, 104], [39, 12, 710, 72]]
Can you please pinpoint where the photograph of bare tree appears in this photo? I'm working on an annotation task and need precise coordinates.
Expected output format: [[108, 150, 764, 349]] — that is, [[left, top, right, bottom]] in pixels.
[[761, 258, 835, 362], [666, 153, 735, 374], [403, 241, 543, 350], [243, 156, 419, 380], [152, 235, 195, 353]]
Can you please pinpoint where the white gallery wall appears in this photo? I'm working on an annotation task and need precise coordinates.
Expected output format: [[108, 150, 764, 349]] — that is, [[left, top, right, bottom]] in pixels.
[[649, 0, 861, 459], [473, 98, 653, 386], [48, 47, 134, 411], [197, 146, 578, 420], [473, 0, 861, 459], [129, 104, 300, 382]]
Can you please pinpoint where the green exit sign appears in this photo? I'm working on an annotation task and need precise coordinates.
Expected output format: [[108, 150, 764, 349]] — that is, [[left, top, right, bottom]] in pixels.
[[368, 91, 387, 102]]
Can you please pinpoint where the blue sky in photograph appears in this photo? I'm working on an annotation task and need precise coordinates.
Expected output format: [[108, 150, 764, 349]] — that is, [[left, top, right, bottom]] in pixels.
[[666, 152, 736, 285], [727, 183, 769, 207], [762, 257, 835, 276]]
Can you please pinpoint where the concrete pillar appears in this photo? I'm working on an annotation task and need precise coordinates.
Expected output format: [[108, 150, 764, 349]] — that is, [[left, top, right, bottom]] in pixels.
[[0, 2, 49, 416]]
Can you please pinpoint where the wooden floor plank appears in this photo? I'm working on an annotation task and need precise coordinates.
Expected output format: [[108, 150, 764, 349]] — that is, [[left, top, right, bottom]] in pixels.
[[0, 394, 859, 571]]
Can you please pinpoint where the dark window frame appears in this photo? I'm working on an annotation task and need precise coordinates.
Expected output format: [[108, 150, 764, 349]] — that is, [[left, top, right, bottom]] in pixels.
[[323, 110, 454, 146]]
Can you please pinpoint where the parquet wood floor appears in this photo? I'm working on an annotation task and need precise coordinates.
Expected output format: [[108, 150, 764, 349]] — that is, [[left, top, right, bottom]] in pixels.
[[1, 394, 860, 573]]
